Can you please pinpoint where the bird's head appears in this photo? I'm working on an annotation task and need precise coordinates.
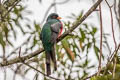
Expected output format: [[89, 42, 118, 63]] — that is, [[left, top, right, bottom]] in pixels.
[[47, 13, 61, 21]]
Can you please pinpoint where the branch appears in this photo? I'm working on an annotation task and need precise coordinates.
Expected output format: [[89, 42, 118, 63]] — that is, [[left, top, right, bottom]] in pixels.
[[112, 57, 116, 78], [97, 3, 103, 76], [114, 0, 120, 29], [105, 0, 117, 48], [0, 0, 103, 67]]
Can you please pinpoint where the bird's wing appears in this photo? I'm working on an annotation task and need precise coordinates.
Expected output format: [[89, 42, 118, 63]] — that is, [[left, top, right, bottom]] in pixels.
[[50, 22, 62, 43], [50, 22, 62, 33]]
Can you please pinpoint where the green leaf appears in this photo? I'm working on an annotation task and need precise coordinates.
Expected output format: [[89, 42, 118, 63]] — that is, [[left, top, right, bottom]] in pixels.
[[87, 42, 92, 52], [34, 21, 40, 32], [94, 45, 99, 60], [79, 28, 86, 42], [62, 38, 75, 61], [90, 27, 97, 36], [0, 32, 5, 47], [77, 10, 84, 20], [33, 36, 37, 46], [92, 27, 97, 34]]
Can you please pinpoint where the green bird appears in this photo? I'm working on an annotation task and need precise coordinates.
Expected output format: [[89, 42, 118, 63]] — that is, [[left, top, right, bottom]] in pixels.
[[40, 13, 63, 76]]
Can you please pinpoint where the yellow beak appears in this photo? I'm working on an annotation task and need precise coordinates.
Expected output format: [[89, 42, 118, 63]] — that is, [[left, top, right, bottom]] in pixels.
[[57, 17, 62, 19]]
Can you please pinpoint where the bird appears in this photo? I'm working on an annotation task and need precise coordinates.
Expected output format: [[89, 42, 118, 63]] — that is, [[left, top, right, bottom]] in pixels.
[[40, 13, 63, 76]]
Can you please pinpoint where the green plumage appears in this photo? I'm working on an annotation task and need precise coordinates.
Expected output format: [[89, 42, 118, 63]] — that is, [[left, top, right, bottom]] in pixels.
[[41, 19, 58, 52], [40, 13, 62, 76]]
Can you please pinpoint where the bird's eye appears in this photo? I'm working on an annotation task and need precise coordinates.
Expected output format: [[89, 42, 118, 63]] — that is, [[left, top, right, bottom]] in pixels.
[[52, 16, 57, 19]]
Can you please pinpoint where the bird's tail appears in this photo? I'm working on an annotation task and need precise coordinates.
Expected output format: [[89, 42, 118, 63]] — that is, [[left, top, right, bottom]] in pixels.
[[46, 52, 51, 76], [50, 44, 57, 71], [45, 45, 57, 76]]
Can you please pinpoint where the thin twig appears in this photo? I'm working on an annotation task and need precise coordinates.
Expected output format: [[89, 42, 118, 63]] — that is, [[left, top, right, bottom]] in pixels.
[[83, 73, 97, 80], [103, 44, 119, 78], [53, 0, 57, 13], [105, 1, 118, 77], [22, 62, 60, 80], [2, 0, 21, 20], [105, 0, 117, 49], [105, 44, 120, 72], [67, 62, 74, 79], [7, 36, 30, 58], [109, 44, 120, 63], [18, 47, 60, 80], [114, 0, 120, 28], [3, 47, 6, 64], [19, 47, 21, 58], [40, 3, 55, 24], [10, 64, 28, 80], [118, 0, 120, 31], [103, 49, 112, 75], [92, 0, 111, 53], [97, 3, 103, 76], [55, 0, 70, 5], [112, 57, 116, 78], [83, 44, 120, 80], [4, 68, 6, 80], [40, 0, 74, 24], [118, 0, 120, 37]]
